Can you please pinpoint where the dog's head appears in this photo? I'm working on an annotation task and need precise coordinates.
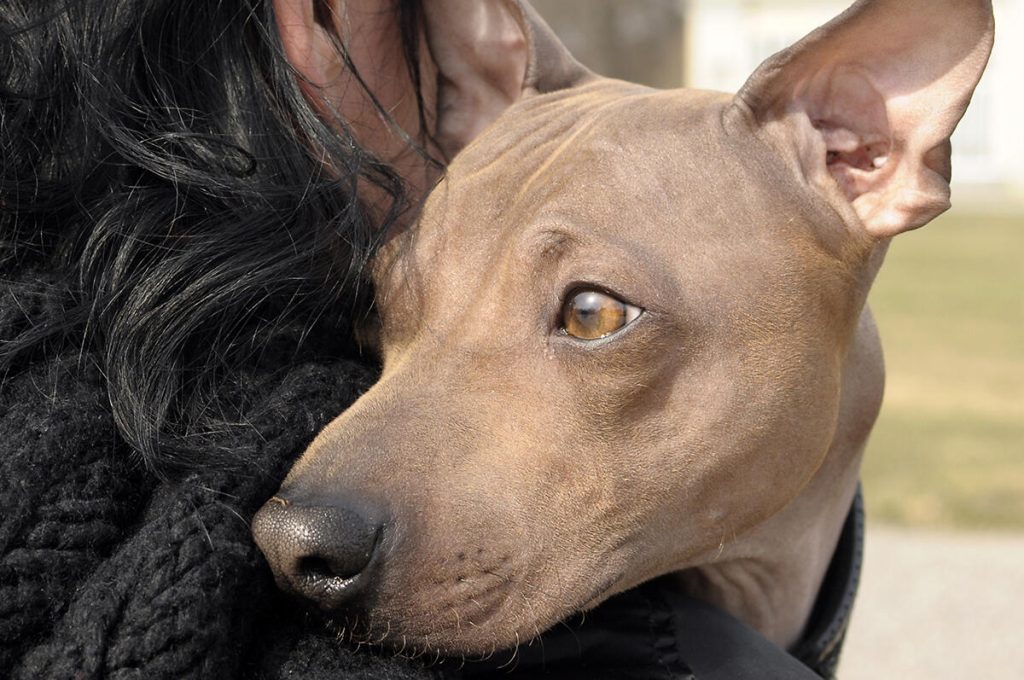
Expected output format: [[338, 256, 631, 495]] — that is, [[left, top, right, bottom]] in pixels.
[[255, 0, 993, 655]]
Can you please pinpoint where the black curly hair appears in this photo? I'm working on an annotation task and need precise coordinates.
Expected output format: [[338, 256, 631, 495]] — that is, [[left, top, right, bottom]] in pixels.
[[0, 0, 429, 473]]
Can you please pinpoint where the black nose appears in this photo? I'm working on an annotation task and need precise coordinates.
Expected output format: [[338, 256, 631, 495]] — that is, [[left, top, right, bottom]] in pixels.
[[252, 497, 383, 610]]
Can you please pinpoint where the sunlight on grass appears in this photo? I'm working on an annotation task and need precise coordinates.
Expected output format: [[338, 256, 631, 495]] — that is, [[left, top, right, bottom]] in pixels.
[[863, 210, 1024, 530]]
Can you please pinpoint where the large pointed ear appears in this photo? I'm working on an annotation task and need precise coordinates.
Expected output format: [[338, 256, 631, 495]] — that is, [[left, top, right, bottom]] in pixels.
[[734, 0, 994, 238], [274, 0, 586, 173], [420, 1, 588, 157]]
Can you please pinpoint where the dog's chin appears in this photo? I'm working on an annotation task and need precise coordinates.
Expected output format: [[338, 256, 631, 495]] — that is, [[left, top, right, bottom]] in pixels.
[[322, 606, 564, 659], [321, 572, 614, 657]]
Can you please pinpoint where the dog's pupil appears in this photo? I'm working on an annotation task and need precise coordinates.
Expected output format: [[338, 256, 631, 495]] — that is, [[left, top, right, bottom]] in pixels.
[[565, 291, 626, 340]]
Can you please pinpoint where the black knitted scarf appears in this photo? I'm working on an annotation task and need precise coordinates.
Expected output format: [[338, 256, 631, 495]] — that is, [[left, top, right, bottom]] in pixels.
[[0, 267, 440, 679]]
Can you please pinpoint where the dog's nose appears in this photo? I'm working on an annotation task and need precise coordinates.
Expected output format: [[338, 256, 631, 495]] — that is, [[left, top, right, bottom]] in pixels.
[[252, 497, 383, 610]]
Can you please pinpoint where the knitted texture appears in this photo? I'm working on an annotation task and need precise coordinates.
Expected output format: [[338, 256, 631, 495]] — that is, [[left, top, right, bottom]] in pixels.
[[1, 271, 438, 679]]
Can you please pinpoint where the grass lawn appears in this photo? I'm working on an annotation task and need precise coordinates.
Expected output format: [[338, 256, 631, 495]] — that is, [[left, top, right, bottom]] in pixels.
[[863, 208, 1024, 530]]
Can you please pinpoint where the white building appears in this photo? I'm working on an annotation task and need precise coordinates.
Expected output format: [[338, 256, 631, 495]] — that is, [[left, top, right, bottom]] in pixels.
[[685, 0, 1024, 205]]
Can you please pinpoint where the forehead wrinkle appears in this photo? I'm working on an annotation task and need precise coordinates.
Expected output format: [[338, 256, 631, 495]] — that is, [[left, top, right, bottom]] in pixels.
[[520, 226, 580, 275], [507, 96, 634, 205], [511, 113, 607, 205]]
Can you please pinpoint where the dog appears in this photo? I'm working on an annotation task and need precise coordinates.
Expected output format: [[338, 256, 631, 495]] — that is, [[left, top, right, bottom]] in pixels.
[[253, 0, 994, 658]]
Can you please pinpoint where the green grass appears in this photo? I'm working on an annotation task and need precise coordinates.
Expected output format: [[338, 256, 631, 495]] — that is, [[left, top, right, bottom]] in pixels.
[[862, 209, 1024, 530]]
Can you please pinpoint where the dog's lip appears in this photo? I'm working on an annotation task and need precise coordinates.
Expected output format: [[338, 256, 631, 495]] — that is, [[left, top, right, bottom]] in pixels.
[[577, 571, 625, 612]]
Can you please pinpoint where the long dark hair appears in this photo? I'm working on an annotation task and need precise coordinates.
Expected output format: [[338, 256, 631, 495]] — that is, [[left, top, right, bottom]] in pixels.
[[0, 0, 427, 473]]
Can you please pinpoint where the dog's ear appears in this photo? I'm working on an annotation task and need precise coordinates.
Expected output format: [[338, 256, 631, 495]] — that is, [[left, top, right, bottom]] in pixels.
[[422, 1, 587, 158], [275, 0, 585, 167], [734, 0, 994, 238]]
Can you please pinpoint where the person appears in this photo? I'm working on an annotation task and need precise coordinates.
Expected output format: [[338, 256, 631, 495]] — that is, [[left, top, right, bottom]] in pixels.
[[2, 0, 442, 677], [1, 1, 853, 677]]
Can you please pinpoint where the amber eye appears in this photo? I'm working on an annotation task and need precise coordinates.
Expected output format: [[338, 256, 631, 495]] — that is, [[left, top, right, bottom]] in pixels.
[[561, 289, 642, 340]]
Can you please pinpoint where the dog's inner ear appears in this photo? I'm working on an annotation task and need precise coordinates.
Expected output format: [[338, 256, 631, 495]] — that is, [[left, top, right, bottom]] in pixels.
[[421, 0, 529, 159], [420, 0, 585, 158], [735, 0, 994, 238], [275, 0, 581, 176]]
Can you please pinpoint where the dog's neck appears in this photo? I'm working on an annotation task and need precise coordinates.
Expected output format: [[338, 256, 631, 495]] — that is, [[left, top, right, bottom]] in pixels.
[[675, 473, 862, 648], [676, 305, 883, 648]]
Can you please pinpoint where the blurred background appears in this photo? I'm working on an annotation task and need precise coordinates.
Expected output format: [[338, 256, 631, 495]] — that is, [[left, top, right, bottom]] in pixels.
[[532, 1, 1023, 678]]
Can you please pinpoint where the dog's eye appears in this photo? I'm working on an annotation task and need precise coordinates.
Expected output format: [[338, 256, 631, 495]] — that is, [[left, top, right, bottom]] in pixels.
[[561, 290, 642, 340]]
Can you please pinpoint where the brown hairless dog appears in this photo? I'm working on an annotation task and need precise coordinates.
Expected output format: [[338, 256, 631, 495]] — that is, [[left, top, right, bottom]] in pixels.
[[254, 0, 994, 657]]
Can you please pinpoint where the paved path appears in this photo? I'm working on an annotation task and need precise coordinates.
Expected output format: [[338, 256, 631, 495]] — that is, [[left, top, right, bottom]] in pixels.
[[839, 526, 1024, 679]]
